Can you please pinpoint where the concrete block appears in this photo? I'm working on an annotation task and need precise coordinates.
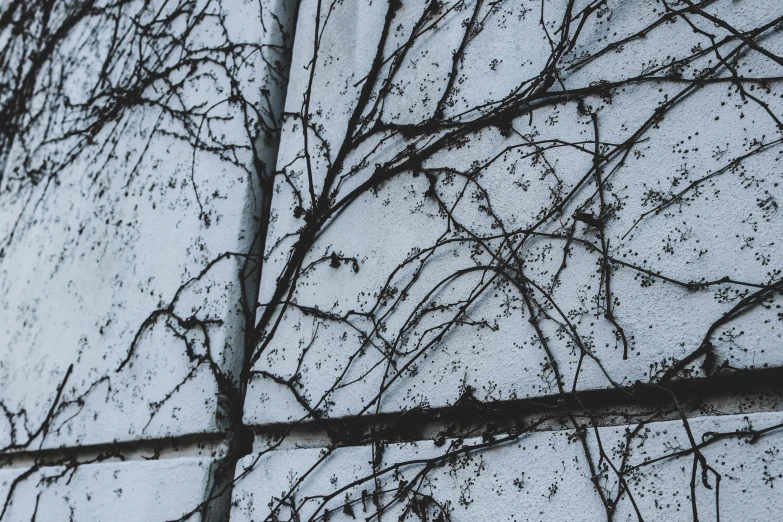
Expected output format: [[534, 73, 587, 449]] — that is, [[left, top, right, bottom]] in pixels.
[[246, 0, 783, 425], [231, 411, 783, 521], [0, 0, 296, 449], [0, 457, 216, 522]]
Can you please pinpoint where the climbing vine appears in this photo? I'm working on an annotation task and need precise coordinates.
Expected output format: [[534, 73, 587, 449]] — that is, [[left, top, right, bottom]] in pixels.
[[2, 0, 783, 521]]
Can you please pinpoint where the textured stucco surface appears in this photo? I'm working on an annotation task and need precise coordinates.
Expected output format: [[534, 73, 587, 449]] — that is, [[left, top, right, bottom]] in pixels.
[[0, 0, 293, 450], [0, 0, 296, 518], [231, 412, 783, 521], [244, 0, 783, 425], [1, 457, 216, 521], [1, 0, 783, 520]]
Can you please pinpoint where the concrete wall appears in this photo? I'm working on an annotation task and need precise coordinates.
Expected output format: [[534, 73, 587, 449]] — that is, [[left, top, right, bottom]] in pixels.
[[0, 0, 296, 519], [2, 0, 783, 520]]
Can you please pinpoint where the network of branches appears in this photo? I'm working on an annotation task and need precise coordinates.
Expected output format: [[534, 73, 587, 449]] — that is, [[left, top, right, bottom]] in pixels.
[[2, 0, 783, 521]]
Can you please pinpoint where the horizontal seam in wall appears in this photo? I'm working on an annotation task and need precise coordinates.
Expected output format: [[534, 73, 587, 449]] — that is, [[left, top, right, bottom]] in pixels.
[[248, 366, 783, 451], [0, 431, 229, 470]]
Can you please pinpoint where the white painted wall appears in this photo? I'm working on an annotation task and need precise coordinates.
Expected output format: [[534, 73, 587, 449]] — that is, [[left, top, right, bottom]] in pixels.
[[232, 412, 783, 521], [0, 0, 295, 519], [2, 0, 783, 520], [246, 0, 783, 425], [237, 1, 783, 520], [1, 457, 218, 521]]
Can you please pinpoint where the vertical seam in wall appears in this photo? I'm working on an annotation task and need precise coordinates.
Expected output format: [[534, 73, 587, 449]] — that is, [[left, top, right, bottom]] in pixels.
[[202, 1, 301, 520]]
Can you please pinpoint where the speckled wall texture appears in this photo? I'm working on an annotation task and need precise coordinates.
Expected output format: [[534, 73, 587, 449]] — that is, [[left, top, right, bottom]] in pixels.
[[2, 1, 783, 521]]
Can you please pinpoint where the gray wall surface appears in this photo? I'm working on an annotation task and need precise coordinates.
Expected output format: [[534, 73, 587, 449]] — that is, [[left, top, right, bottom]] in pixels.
[[2, 0, 783, 520]]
